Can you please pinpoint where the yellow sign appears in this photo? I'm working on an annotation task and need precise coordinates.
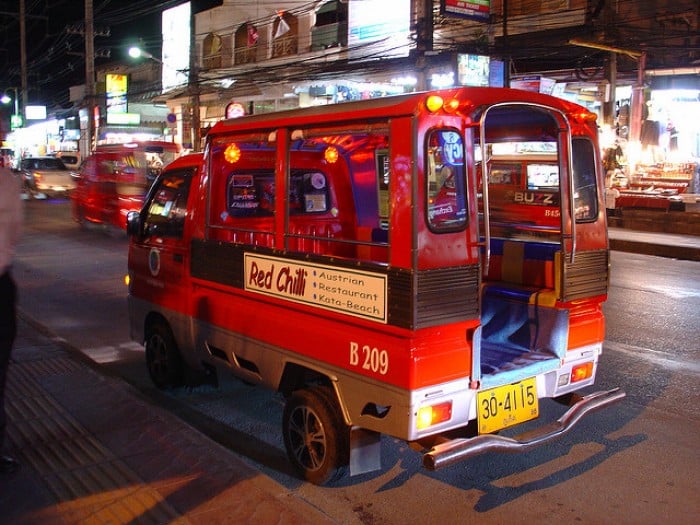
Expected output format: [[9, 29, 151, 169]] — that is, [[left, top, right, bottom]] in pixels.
[[106, 74, 129, 114], [106, 74, 128, 94]]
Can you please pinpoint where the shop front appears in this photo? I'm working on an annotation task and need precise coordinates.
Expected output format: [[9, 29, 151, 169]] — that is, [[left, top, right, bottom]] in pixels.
[[165, 51, 507, 147], [617, 71, 700, 212]]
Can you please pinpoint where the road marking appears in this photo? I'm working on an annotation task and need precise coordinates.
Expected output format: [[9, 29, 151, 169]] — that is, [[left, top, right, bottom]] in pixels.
[[605, 340, 700, 376], [639, 284, 700, 300], [82, 342, 144, 363]]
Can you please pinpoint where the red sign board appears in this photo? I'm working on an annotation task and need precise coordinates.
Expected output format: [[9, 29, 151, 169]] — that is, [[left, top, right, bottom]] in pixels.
[[441, 0, 490, 22]]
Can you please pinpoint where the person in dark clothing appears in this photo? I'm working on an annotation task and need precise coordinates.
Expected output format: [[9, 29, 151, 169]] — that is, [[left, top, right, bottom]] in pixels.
[[0, 166, 23, 474]]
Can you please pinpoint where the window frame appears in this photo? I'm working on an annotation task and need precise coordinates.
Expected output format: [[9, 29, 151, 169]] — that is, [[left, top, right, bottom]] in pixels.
[[571, 137, 600, 223], [425, 127, 469, 233], [141, 167, 194, 239]]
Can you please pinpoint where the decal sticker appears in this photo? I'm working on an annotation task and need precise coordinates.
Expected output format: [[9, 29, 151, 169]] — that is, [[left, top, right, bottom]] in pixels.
[[149, 248, 161, 277], [244, 253, 388, 323]]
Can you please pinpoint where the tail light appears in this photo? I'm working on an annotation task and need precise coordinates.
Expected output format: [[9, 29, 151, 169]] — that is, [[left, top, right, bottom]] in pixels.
[[571, 362, 594, 383], [416, 401, 452, 430]]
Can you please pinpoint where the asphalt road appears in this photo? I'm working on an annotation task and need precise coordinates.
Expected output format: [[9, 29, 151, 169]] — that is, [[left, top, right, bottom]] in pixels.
[[12, 198, 700, 525]]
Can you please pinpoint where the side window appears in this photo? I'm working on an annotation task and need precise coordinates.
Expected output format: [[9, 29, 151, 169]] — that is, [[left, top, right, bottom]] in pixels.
[[489, 163, 521, 186], [572, 138, 599, 222], [289, 171, 329, 214], [143, 169, 193, 238], [224, 170, 329, 218], [426, 129, 467, 231], [209, 135, 276, 233], [376, 150, 390, 229], [227, 171, 275, 217]]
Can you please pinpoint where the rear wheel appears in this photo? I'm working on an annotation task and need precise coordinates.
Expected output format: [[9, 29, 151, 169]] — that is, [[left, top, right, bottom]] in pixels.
[[282, 386, 349, 485], [145, 322, 184, 389]]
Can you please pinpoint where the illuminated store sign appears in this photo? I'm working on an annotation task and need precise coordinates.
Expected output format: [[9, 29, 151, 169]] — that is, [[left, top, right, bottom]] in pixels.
[[348, 0, 410, 59], [106, 74, 128, 114], [162, 2, 191, 92]]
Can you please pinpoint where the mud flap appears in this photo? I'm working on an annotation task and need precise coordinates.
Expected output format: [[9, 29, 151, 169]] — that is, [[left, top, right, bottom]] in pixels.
[[350, 426, 382, 476]]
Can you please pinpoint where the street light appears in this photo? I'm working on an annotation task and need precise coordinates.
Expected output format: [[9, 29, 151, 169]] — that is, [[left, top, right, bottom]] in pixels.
[[1, 87, 23, 129], [128, 46, 162, 64]]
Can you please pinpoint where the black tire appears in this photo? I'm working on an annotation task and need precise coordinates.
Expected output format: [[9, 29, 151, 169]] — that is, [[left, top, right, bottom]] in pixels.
[[74, 204, 88, 229], [282, 386, 349, 485], [145, 321, 184, 389]]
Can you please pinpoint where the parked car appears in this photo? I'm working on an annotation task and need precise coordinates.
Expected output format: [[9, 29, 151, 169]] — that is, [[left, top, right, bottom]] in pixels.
[[55, 151, 81, 170], [18, 156, 77, 198]]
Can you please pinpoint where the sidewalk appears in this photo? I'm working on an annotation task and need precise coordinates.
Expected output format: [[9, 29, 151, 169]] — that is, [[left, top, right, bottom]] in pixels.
[[608, 227, 700, 261], [0, 317, 335, 525], [1, 228, 697, 524]]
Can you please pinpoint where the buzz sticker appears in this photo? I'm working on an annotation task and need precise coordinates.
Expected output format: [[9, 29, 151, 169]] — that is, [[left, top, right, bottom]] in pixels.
[[149, 248, 161, 277]]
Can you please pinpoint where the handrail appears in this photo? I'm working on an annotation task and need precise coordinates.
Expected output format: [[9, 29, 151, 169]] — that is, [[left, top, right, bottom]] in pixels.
[[478, 118, 491, 275], [564, 131, 576, 264], [477, 103, 578, 277]]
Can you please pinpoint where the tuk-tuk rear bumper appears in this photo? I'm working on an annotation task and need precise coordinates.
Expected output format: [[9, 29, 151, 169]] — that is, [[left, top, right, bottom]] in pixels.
[[423, 387, 626, 471]]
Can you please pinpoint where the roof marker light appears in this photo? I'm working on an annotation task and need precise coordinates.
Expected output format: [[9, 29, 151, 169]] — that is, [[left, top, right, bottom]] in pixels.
[[444, 98, 460, 113], [573, 111, 598, 123], [426, 95, 444, 113], [224, 143, 241, 163], [324, 146, 339, 164]]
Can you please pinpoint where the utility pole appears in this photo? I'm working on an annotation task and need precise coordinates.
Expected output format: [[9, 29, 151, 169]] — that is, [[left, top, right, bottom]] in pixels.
[[19, 0, 27, 116], [602, 0, 617, 127], [502, 0, 510, 87], [189, 7, 201, 151], [414, 0, 434, 91], [84, 0, 95, 155], [629, 51, 646, 146]]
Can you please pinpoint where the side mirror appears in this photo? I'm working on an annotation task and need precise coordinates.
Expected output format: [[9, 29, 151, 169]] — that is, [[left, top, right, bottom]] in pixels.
[[126, 211, 141, 237]]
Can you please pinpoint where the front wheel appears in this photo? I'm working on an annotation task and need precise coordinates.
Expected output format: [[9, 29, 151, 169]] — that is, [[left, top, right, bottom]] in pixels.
[[282, 386, 349, 485], [145, 322, 184, 389]]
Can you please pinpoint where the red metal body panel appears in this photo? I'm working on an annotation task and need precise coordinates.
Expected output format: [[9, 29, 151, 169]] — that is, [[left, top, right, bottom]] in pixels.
[[127, 88, 618, 471]]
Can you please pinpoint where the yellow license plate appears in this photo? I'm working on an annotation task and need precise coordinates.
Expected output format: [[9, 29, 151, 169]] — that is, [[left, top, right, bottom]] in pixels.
[[477, 377, 539, 434]]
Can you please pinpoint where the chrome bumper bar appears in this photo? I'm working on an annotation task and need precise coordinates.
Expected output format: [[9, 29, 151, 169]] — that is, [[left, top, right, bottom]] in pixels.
[[423, 387, 626, 471]]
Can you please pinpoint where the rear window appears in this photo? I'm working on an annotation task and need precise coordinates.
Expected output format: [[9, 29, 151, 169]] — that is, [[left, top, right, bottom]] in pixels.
[[22, 158, 67, 170], [59, 155, 79, 165]]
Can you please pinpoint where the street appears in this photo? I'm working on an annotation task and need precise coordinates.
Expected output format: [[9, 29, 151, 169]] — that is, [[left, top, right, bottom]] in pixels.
[[12, 198, 700, 525]]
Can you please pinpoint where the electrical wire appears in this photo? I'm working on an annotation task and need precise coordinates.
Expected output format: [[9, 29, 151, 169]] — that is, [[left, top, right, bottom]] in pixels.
[[0, 0, 697, 109]]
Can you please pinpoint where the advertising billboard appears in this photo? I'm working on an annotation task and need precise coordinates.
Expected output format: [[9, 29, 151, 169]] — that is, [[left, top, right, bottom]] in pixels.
[[106, 74, 128, 114], [348, 0, 411, 59], [441, 0, 490, 22], [162, 2, 191, 92]]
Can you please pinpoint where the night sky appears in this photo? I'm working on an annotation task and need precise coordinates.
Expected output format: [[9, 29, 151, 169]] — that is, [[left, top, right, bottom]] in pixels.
[[0, 0, 175, 109]]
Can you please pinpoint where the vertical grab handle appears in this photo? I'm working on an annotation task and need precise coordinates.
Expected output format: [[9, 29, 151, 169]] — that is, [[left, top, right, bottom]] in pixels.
[[479, 123, 491, 275], [565, 133, 576, 265]]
